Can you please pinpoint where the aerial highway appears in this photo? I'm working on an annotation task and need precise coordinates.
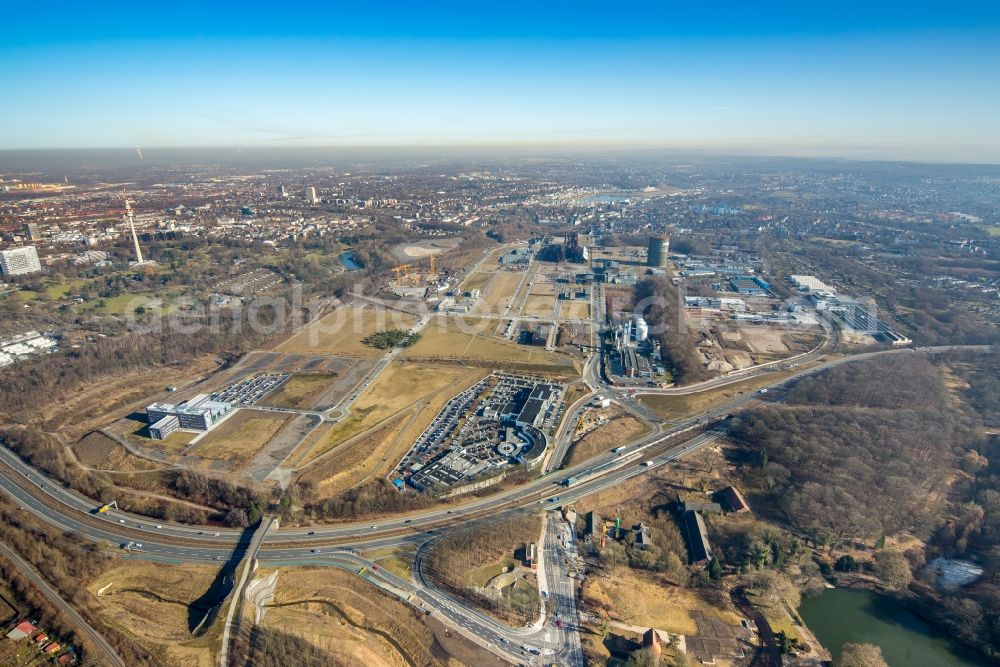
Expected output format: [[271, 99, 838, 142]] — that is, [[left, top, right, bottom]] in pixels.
[[0, 344, 991, 555], [0, 343, 991, 663]]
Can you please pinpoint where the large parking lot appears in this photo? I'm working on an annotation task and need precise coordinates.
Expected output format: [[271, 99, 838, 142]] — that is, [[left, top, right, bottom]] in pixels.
[[393, 372, 565, 491], [213, 373, 290, 406]]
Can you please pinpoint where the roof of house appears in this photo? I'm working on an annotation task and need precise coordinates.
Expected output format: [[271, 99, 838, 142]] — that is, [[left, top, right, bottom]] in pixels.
[[716, 485, 751, 513], [5, 620, 36, 640], [683, 510, 712, 563]]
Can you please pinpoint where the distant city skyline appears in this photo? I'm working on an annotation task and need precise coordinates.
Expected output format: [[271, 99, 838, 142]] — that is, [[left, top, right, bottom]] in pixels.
[[3, 1, 999, 162]]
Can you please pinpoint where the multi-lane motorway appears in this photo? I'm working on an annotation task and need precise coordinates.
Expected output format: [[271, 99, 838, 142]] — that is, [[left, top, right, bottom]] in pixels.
[[0, 343, 991, 664]]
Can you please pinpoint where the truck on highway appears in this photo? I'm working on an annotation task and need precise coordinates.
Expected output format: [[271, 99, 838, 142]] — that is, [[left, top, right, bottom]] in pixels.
[[562, 476, 578, 487], [643, 460, 655, 467], [95, 501, 118, 514]]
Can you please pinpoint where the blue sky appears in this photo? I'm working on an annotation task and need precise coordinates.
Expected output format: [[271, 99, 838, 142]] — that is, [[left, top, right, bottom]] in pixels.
[[3, 1, 999, 161]]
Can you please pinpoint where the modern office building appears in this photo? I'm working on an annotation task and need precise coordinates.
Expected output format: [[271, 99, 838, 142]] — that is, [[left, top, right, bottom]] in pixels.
[[306, 186, 318, 205], [0, 246, 42, 276], [277, 184, 287, 198], [647, 236, 669, 268], [23, 223, 41, 241], [145, 394, 234, 440]]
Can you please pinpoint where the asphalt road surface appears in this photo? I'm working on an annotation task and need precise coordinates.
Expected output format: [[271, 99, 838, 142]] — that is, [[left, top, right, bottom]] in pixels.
[[0, 343, 990, 661]]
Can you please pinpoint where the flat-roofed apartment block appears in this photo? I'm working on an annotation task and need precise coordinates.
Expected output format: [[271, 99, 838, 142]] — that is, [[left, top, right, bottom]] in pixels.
[[0, 246, 42, 275], [145, 394, 233, 440]]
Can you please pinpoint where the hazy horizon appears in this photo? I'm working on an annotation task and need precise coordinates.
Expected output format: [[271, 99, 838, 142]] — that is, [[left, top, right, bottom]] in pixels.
[[4, 145, 1000, 173]]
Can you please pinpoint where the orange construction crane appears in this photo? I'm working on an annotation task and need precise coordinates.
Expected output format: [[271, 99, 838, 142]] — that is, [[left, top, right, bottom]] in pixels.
[[392, 264, 411, 281], [428, 255, 437, 276]]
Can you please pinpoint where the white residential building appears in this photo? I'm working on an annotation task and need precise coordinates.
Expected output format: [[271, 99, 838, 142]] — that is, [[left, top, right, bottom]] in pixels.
[[0, 246, 42, 276]]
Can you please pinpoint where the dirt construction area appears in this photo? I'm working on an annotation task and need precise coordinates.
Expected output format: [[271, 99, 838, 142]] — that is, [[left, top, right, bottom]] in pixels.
[[89, 561, 221, 667], [391, 237, 461, 261], [737, 325, 790, 354], [560, 301, 591, 320]]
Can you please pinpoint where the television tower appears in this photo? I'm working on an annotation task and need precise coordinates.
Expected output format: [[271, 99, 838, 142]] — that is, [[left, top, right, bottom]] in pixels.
[[124, 198, 145, 264]]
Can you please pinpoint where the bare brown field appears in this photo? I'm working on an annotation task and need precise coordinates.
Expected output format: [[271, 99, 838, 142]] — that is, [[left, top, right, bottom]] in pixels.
[[258, 567, 471, 667], [392, 237, 462, 261], [479, 272, 523, 313], [459, 271, 492, 293], [296, 415, 409, 496], [186, 409, 291, 468], [522, 294, 556, 318], [404, 316, 576, 370], [582, 567, 740, 635], [89, 561, 220, 667], [279, 306, 419, 357], [73, 431, 164, 472], [565, 413, 650, 467], [559, 301, 591, 320], [258, 372, 335, 410], [295, 361, 487, 470], [738, 325, 789, 354], [116, 417, 197, 454]]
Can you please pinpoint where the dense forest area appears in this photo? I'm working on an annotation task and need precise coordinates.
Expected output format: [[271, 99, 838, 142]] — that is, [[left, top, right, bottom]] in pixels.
[[944, 350, 1000, 427], [730, 406, 960, 540], [787, 354, 950, 410], [729, 352, 1000, 660], [633, 276, 714, 385]]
